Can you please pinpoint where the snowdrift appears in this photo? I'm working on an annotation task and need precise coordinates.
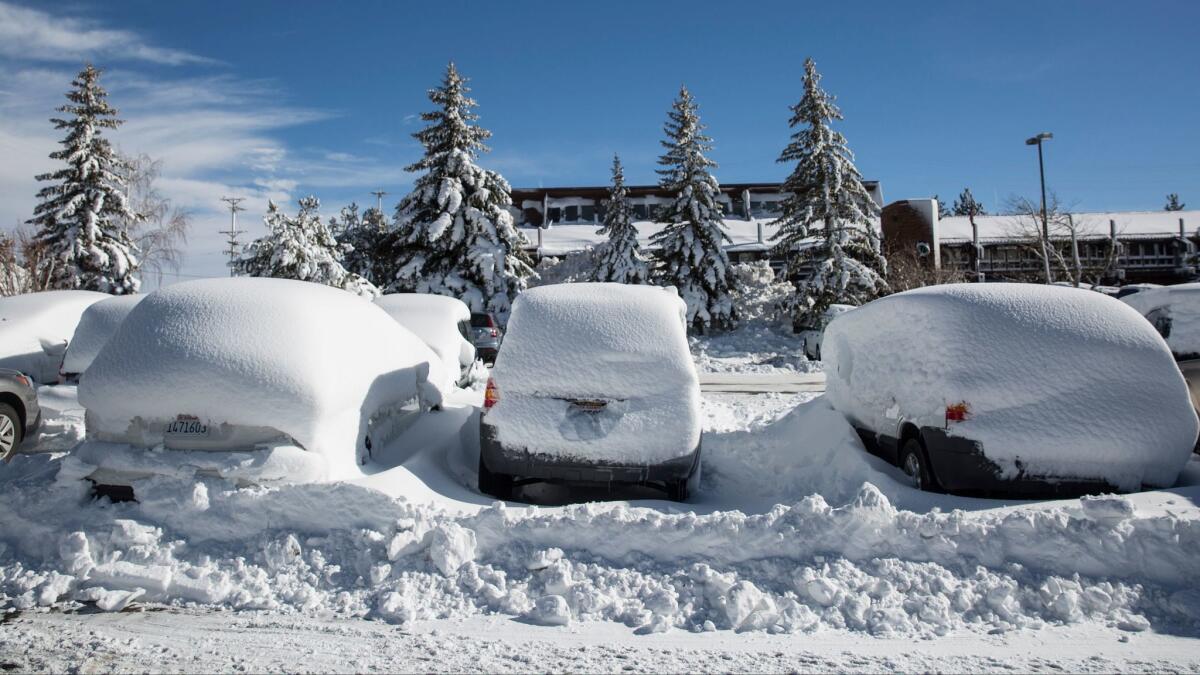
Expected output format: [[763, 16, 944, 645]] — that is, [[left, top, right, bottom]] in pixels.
[[78, 278, 448, 481], [0, 290, 108, 382], [824, 283, 1197, 489], [1122, 282, 1200, 358], [61, 294, 143, 376], [487, 283, 701, 463], [375, 293, 474, 389]]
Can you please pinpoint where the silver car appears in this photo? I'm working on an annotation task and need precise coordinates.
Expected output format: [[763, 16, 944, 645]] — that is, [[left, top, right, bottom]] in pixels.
[[470, 312, 503, 364], [0, 368, 41, 460]]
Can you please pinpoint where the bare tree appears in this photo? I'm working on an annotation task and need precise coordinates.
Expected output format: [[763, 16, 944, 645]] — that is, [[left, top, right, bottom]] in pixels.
[[883, 244, 969, 292], [1003, 193, 1121, 287], [118, 153, 191, 286]]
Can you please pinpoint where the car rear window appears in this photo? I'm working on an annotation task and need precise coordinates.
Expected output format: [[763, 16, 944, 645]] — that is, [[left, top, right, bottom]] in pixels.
[[470, 313, 493, 328]]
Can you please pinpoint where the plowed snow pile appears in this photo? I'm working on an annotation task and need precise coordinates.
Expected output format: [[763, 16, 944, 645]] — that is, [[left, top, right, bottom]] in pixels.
[[2, 393, 1199, 638]]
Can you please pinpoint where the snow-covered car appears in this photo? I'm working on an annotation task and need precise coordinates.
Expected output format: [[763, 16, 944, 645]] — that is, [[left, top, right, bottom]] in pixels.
[[0, 290, 109, 383], [824, 283, 1198, 495], [797, 303, 855, 361], [479, 283, 702, 501], [1122, 283, 1200, 423], [74, 278, 449, 489], [470, 311, 503, 364], [375, 293, 476, 387], [59, 294, 143, 381]]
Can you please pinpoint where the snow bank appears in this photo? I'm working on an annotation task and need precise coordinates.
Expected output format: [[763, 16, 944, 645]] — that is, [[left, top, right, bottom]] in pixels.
[[0, 290, 108, 382], [78, 278, 448, 481], [61, 294, 143, 375], [824, 283, 1197, 489], [1122, 282, 1200, 358], [487, 283, 701, 463], [374, 293, 474, 389]]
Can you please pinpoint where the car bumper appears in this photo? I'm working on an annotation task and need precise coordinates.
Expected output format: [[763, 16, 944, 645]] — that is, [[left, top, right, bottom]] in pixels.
[[480, 417, 700, 485]]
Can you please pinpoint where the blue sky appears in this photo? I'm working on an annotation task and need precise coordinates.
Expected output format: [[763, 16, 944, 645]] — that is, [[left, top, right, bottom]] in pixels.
[[1, 0, 1197, 283]]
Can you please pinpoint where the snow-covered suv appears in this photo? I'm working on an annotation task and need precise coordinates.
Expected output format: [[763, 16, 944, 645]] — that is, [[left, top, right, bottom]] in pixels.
[[478, 283, 702, 501]]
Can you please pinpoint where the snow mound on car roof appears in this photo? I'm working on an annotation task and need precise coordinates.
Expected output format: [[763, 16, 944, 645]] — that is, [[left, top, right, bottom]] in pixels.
[[494, 283, 697, 398], [61, 294, 143, 375], [375, 293, 472, 389], [79, 278, 447, 480], [0, 290, 109, 383], [1121, 282, 1200, 359], [824, 283, 1197, 490]]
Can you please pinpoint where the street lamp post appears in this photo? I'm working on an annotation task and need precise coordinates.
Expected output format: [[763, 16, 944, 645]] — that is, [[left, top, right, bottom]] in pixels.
[[1025, 132, 1053, 284]]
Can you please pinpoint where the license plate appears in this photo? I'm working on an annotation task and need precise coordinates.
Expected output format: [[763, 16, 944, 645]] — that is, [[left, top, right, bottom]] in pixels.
[[165, 416, 209, 436], [567, 399, 608, 413]]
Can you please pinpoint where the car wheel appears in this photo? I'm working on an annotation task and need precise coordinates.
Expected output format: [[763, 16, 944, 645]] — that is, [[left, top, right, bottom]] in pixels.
[[667, 460, 701, 502], [900, 438, 934, 491], [0, 403, 23, 457], [478, 455, 513, 500]]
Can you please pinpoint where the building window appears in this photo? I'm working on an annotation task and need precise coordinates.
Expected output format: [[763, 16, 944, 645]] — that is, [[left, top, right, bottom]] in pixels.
[[580, 204, 595, 222], [633, 204, 648, 220], [651, 205, 669, 221], [546, 207, 562, 223], [595, 203, 607, 221], [565, 205, 579, 222]]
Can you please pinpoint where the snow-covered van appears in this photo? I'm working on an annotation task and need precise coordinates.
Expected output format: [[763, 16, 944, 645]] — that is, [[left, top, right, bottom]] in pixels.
[[74, 278, 449, 490], [374, 293, 476, 388], [824, 283, 1198, 495], [479, 283, 702, 501]]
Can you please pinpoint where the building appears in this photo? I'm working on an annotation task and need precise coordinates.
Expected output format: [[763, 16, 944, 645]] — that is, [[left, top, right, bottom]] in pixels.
[[881, 199, 1199, 285], [510, 181, 884, 265]]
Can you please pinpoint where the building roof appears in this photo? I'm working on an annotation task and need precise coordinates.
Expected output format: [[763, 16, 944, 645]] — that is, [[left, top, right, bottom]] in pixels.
[[511, 180, 882, 203], [937, 210, 1200, 243]]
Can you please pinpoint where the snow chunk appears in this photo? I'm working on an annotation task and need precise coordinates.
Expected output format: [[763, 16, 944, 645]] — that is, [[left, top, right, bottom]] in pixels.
[[0, 290, 108, 382], [824, 284, 1198, 489], [525, 594, 571, 626], [1078, 495, 1135, 526], [428, 522, 476, 576], [61, 294, 142, 375]]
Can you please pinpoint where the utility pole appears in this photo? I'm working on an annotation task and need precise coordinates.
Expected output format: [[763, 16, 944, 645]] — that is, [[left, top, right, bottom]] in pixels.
[[219, 196, 247, 277], [369, 190, 389, 214], [1025, 132, 1053, 284]]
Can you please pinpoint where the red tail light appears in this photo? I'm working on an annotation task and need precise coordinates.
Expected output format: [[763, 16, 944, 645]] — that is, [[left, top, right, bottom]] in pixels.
[[489, 327, 499, 337], [945, 401, 970, 424], [484, 377, 500, 411]]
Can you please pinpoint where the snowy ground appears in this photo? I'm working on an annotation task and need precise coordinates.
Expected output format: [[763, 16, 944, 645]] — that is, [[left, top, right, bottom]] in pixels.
[[2, 334, 1200, 672]]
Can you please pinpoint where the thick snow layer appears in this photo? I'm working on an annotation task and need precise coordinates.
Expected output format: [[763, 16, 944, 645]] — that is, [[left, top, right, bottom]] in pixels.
[[824, 283, 1198, 489], [78, 278, 448, 482], [0, 290, 108, 382], [375, 293, 475, 388], [937, 209, 1200, 242], [486, 283, 701, 463], [61, 294, 143, 375], [1121, 282, 1200, 358]]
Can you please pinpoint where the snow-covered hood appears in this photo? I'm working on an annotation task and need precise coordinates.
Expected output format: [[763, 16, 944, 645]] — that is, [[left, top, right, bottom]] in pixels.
[[62, 294, 143, 375], [824, 283, 1197, 489], [79, 278, 448, 480], [0, 290, 110, 383]]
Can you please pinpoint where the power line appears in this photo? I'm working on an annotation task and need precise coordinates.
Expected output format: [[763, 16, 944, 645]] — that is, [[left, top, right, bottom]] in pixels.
[[219, 196, 247, 277], [370, 190, 389, 214]]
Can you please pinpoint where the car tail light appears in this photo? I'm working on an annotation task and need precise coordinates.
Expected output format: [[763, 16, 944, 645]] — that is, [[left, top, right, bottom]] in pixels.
[[489, 327, 499, 337], [484, 377, 500, 411], [14, 374, 31, 387], [945, 401, 970, 424]]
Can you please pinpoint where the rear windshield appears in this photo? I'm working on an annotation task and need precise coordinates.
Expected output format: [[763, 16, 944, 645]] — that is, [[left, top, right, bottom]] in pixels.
[[470, 313, 493, 328]]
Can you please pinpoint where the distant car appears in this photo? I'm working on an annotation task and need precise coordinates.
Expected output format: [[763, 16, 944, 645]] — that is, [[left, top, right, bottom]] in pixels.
[[1115, 283, 1162, 299], [796, 304, 855, 361], [824, 283, 1197, 496], [375, 293, 477, 387], [76, 278, 449, 491], [0, 369, 40, 461], [470, 312, 503, 364], [0, 290, 109, 383], [60, 294, 143, 382], [479, 283, 702, 501], [1122, 283, 1200, 440]]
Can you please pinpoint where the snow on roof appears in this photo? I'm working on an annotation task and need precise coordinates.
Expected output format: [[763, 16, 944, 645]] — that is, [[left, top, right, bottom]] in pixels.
[[824, 283, 1197, 489], [937, 210, 1200, 243], [61, 294, 143, 375], [1121, 282, 1200, 358], [0, 290, 109, 383], [522, 217, 881, 256], [80, 278, 448, 480]]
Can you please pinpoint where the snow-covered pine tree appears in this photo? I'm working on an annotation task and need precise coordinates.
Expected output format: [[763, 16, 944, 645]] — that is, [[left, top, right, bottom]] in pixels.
[[1165, 193, 1186, 211], [650, 86, 736, 332], [235, 196, 378, 298], [329, 202, 388, 283], [770, 58, 887, 326], [592, 154, 649, 285], [26, 64, 141, 294], [384, 63, 534, 319], [951, 188, 986, 216]]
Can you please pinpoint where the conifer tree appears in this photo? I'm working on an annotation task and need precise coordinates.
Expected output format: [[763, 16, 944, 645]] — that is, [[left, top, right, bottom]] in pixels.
[[330, 202, 389, 283], [235, 196, 378, 297], [1165, 193, 1186, 211], [651, 86, 736, 331], [771, 58, 887, 325], [385, 63, 533, 319], [27, 64, 141, 294], [951, 188, 986, 217], [592, 155, 649, 284]]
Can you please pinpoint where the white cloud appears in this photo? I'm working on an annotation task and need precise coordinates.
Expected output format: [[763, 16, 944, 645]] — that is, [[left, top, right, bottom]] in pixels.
[[0, 1, 213, 66]]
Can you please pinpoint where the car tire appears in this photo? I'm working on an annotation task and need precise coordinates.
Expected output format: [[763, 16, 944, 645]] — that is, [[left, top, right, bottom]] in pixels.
[[0, 403, 23, 457], [900, 437, 935, 492], [478, 455, 514, 500], [667, 459, 701, 502]]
